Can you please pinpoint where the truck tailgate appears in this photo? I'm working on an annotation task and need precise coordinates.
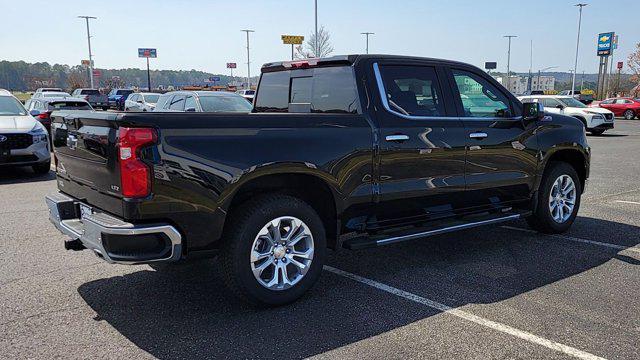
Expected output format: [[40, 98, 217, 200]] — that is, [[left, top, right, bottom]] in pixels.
[[51, 111, 124, 216]]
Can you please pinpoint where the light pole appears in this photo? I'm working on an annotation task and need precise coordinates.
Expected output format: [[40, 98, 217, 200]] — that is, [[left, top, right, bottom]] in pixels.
[[78, 16, 97, 88], [504, 35, 517, 92], [314, 0, 318, 57], [241, 29, 254, 89], [361, 32, 374, 54], [571, 4, 587, 95]]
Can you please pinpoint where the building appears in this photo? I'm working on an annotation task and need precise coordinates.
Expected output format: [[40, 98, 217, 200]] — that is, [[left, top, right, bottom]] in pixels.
[[494, 75, 555, 95], [531, 75, 555, 92]]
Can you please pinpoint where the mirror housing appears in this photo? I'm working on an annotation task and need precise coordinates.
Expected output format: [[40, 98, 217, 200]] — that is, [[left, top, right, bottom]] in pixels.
[[185, 107, 196, 112], [523, 101, 545, 122], [29, 109, 41, 117], [555, 104, 564, 110]]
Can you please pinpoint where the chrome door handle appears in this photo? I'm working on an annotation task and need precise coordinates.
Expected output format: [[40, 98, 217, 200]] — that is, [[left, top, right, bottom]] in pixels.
[[469, 132, 488, 139], [386, 134, 410, 142]]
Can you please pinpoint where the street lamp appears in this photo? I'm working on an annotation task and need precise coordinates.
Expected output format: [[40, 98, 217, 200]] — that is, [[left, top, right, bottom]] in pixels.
[[361, 32, 374, 54], [571, 4, 587, 95], [78, 16, 97, 88], [504, 35, 517, 92], [241, 29, 254, 89], [314, 0, 318, 56]]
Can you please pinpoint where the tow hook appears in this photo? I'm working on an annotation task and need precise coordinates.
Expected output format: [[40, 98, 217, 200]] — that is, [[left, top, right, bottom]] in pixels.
[[64, 239, 86, 251]]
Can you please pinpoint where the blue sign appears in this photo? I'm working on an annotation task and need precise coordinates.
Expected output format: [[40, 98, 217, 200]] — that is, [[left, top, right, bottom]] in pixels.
[[138, 48, 157, 58], [209, 76, 221, 82], [597, 32, 614, 56]]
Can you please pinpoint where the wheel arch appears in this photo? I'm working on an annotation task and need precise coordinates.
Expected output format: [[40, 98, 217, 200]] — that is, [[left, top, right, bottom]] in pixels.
[[540, 148, 588, 193]]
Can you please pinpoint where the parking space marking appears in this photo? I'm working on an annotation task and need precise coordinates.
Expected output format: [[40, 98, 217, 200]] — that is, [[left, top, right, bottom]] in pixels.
[[501, 226, 640, 254], [324, 266, 606, 360], [614, 200, 640, 205]]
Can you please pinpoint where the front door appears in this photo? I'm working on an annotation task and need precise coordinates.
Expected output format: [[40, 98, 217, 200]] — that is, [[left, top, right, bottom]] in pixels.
[[448, 68, 539, 210], [372, 61, 468, 229]]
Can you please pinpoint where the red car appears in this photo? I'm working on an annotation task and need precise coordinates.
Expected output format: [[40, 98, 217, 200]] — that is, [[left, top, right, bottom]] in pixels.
[[595, 98, 640, 120]]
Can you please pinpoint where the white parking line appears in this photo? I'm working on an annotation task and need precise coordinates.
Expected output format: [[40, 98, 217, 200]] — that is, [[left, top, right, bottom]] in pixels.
[[324, 266, 606, 360], [614, 200, 640, 205], [501, 226, 640, 254]]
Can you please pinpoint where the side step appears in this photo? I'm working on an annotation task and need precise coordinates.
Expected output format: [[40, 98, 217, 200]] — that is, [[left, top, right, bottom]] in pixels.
[[342, 211, 530, 250]]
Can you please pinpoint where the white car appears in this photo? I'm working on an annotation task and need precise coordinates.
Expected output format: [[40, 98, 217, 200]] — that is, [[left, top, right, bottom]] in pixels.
[[518, 95, 614, 135], [235, 89, 255, 103], [32, 91, 72, 100], [124, 93, 160, 112], [0, 89, 51, 174]]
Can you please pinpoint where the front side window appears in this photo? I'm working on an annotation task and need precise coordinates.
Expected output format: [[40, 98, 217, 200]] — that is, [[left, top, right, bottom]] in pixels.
[[558, 97, 586, 108], [144, 94, 159, 103], [452, 69, 511, 118], [169, 95, 186, 111], [378, 65, 445, 117], [538, 98, 562, 108], [184, 96, 197, 111], [0, 96, 27, 116]]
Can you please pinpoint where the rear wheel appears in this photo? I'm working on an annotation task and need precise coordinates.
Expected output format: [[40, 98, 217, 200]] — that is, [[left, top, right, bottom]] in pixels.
[[527, 162, 581, 234], [220, 194, 326, 306], [624, 110, 635, 120]]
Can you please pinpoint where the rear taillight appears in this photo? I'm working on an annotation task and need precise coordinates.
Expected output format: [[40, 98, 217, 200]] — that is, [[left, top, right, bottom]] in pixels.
[[117, 127, 157, 198], [37, 111, 52, 123]]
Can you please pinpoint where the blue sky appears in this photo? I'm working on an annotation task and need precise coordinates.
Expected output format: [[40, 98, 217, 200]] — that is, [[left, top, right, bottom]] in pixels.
[[1, 0, 637, 77]]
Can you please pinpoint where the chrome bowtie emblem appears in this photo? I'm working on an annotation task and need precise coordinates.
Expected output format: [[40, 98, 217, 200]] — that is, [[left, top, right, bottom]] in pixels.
[[66, 134, 78, 150], [0, 135, 7, 143]]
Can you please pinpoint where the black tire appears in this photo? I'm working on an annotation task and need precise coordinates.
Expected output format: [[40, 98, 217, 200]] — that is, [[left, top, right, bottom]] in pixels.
[[220, 194, 326, 306], [32, 160, 51, 175], [102, 107, 109, 111], [590, 129, 605, 135], [624, 110, 635, 120], [527, 162, 582, 234]]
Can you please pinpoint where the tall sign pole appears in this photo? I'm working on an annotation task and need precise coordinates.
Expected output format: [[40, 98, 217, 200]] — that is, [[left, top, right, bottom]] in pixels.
[[571, 4, 587, 96], [138, 48, 157, 92], [596, 32, 614, 99], [241, 30, 255, 89], [314, 0, 318, 56], [78, 16, 97, 88], [281, 35, 304, 60], [361, 32, 374, 54], [227, 63, 237, 85], [503, 35, 517, 92]]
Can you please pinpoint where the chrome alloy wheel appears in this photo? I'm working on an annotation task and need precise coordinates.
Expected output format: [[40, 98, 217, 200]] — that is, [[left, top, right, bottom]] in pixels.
[[250, 216, 314, 291], [548, 175, 577, 223]]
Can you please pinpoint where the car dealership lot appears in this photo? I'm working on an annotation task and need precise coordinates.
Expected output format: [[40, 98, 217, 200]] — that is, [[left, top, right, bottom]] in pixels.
[[1, 121, 639, 360]]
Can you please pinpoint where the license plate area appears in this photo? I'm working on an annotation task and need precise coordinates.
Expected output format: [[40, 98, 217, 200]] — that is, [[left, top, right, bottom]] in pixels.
[[79, 203, 93, 220]]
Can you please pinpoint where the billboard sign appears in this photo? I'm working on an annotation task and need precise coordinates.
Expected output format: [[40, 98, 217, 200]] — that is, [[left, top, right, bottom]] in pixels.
[[484, 61, 497, 70], [81, 59, 92, 67], [597, 32, 614, 56], [281, 35, 304, 45], [92, 69, 101, 77], [613, 35, 619, 50], [226, 63, 237, 69], [209, 76, 221, 82], [617, 61, 623, 70], [138, 48, 157, 58]]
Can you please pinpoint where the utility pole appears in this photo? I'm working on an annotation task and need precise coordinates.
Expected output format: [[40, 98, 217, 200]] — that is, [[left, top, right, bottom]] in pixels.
[[314, 0, 318, 57], [241, 29, 254, 89], [528, 40, 533, 91], [78, 16, 97, 88], [361, 32, 374, 54], [580, 70, 585, 91], [571, 4, 587, 96], [504, 35, 517, 92]]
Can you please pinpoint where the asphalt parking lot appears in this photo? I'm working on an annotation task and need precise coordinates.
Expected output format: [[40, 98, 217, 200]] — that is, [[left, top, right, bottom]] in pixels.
[[1, 121, 639, 360]]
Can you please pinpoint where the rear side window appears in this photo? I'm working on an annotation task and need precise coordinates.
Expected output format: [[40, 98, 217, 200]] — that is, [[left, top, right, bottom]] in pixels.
[[378, 65, 445, 117], [81, 89, 100, 95], [169, 96, 186, 111], [255, 66, 360, 114]]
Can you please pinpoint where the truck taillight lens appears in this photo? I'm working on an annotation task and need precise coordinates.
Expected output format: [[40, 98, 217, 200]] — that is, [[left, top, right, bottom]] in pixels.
[[118, 127, 157, 198]]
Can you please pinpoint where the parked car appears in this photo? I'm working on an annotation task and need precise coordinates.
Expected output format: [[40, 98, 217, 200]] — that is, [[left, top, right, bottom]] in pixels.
[[0, 89, 50, 174], [33, 88, 63, 94], [107, 89, 134, 110], [71, 89, 109, 110], [558, 90, 594, 105], [595, 98, 640, 120], [236, 89, 256, 102], [518, 95, 614, 135], [46, 55, 589, 306], [124, 92, 160, 112], [154, 91, 252, 112], [31, 91, 72, 99], [25, 97, 93, 137]]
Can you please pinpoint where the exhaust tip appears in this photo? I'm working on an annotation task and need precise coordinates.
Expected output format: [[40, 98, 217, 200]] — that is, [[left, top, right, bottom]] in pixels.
[[64, 239, 86, 251]]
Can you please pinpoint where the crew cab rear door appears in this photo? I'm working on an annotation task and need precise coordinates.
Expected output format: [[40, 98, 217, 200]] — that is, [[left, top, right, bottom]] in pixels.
[[371, 60, 468, 227], [445, 67, 538, 209]]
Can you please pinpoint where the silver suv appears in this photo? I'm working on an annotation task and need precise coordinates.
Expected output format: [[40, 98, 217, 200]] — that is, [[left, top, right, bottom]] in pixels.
[[0, 89, 51, 174]]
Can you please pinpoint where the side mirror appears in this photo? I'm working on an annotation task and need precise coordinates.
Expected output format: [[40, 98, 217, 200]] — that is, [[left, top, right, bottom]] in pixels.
[[185, 107, 197, 112], [30, 109, 41, 117], [555, 104, 564, 110], [137, 99, 144, 103], [523, 101, 544, 122]]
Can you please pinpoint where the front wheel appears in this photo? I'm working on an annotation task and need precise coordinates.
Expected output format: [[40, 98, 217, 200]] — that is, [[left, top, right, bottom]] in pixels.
[[590, 129, 605, 135], [624, 110, 635, 120], [527, 162, 581, 234], [220, 194, 326, 306]]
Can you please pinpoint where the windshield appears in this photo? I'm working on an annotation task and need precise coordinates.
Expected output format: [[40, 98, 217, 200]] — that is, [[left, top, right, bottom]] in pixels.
[[48, 101, 92, 110], [199, 95, 253, 113], [144, 94, 160, 103], [0, 96, 27, 116], [81, 90, 100, 95], [558, 97, 587, 108]]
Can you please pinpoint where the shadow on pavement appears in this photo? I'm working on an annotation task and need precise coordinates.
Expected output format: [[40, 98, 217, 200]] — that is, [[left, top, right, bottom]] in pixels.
[[0, 166, 54, 184], [78, 216, 639, 359]]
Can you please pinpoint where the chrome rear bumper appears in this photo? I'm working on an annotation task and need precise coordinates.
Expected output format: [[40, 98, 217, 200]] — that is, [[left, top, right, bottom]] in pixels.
[[45, 192, 182, 265]]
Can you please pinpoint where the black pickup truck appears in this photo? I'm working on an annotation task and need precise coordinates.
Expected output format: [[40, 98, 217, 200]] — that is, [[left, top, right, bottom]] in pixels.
[[46, 55, 590, 306]]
